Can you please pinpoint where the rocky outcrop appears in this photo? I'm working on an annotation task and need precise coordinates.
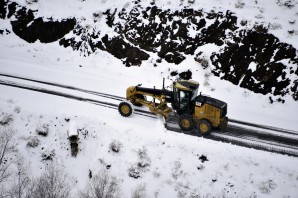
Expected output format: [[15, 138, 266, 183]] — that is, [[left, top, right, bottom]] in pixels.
[[211, 29, 298, 99], [2, 1, 76, 43], [1, 0, 298, 101]]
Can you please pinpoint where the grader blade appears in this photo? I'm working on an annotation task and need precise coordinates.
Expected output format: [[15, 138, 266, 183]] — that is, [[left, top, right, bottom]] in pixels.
[[164, 112, 181, 132]]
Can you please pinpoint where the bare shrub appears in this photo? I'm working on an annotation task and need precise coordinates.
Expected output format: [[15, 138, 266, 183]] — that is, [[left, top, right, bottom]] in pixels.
[[36, 123, 49, 136], [255, 14, 264, 19], [131, 183, 147, 198], [152, 170, 161, 178], [109, 140, 123, 153], [197, 164, 205, 171], [137, 147, 151, 169], [41, 149, 55, 161], [93, 11, 103, 22], [7, 156, 31, 198], [204, 72, 211, 87], [14, 106, 21, 114], [79, 168, 121, 198], [269, 22, 282, 30], [27, 164, 73, 198], [258, 179, 277, 194], [128, 165, 141, 179], [276, 0, 295, 8], [171, 161, 185, 180], [26, 0, 38, 4], [253, 23, 268, 33], [240, 19, 248, 26], [129, 147, 151, 179], [195, 55, 209, 69], [0, 128, 16, 184], [235, 0, 245, 8], [27, 136, 40, 148], [0, 113, 13, 126]]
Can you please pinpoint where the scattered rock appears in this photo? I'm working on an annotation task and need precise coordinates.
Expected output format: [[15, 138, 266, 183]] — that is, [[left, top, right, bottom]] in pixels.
[[199, 155, 208, 163]]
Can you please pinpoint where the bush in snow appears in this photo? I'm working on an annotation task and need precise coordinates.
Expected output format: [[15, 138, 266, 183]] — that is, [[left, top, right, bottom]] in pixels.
[[255, 14, 264, 19], [26, 0, 38, 4], [171, 161, 185, 180], [253, 23, 268, 33], [0, 113, 13, 126], [194, 54, 209, 69], [131, 183, 147, 198], [128, 164, 141, 179], [258, 179, 277, 194], [41, 150, 55, 161], [109, 140, 123, 153], [6, 155, 31, 198], [0, 128, 15, 184], [36, 123, 49, 136], [204, 73, 211, 87], [276, 0, 295, 8], [14, 106, 21, 114], [235, 0, 245, 8], [128, 147, 151, 179], [240, 19, 248, 26], [93, 11, 103, 23], [79, 168, 121, 198], [137, 147, 151, 169], [27, 136, 40, 148], [27, 164, 73, 198], [269, 22, 282, 30]]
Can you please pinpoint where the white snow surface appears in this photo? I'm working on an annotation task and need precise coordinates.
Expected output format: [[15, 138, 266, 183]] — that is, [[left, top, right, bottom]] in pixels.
[[1, 0, 298, 197]]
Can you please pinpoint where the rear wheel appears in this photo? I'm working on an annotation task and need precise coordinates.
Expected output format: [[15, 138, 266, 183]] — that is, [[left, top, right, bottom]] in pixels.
[[131, 94, 145, 107], [197, 120, 211, 135], [118, 101, 133, 117], [179, 114, 194, 131], [219, 117, 228, 131]]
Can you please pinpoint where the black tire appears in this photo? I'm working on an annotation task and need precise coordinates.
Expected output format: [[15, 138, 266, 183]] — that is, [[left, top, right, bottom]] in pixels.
[[118, 101, 133, 117], [219, 117, 228, 131], [131, 94, 145, 107], [197, 119, 212, 135], [178, 114, 194, 131]]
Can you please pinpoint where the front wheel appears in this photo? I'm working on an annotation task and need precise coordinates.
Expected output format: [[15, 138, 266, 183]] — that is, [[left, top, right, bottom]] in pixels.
[[197, 120, 211, 135], [118, 101, 133, 117], [178, 114, 194, 131]]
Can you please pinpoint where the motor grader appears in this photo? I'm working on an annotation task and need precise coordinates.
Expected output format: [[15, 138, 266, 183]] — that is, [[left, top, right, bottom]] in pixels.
[[118, 79, 228, 135]]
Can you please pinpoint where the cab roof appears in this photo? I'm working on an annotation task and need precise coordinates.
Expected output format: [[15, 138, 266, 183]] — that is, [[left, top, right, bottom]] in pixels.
[[174, 80, 199, 91]]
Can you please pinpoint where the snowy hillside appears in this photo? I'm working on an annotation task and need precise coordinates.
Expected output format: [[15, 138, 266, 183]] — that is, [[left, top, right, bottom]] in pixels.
[[1, 0, 298, 197]]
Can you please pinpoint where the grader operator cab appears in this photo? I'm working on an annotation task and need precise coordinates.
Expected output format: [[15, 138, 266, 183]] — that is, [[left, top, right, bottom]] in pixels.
[[118, 79, 228, 135]]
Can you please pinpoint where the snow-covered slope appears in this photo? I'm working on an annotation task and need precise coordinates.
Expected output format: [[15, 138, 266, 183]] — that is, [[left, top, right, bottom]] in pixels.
[[1, 0, 298, 197]]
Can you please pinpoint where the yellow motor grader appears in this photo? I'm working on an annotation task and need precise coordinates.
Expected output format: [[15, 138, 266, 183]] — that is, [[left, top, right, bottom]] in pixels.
[[118, 79, 228, 135]]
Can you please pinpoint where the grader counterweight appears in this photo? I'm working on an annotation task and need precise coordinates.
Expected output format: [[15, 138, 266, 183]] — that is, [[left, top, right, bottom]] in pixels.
[[118, 79, 228, 135]]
